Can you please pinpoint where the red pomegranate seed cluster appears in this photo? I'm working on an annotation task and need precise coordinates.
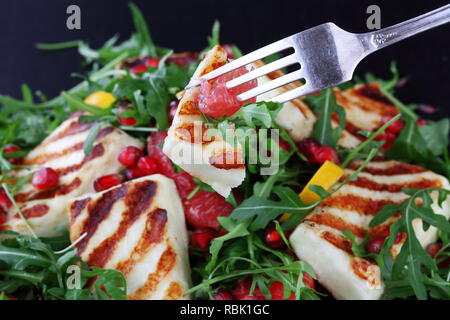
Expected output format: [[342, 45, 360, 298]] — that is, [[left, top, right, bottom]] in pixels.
[[374, 116, 405, 149], [126, 57, 160, 74], [297, 138, 340, 164], [214, 274, 316, 300]]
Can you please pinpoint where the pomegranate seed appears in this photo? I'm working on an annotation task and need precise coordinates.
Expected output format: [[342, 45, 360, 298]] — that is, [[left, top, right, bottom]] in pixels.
[[129, 64, 148, 73], [232, 278, 264, 300], [278, 139, 291, 152], [394, 232, 404, 244], [124, 166, 145, 180], [168, 101, 179, 122], [32, 168, 59, 190], [213, 289, 233, 300], [269, 281, 295, 300], [118, 146, 143, 167], [382, 116, 404, 134], [314, 145, 340, 164], [375, 130, 397, 142], [297, 138, 320, 161], [302, 272, 316, 290], [417, 119, 427, 127], [264, 224, 284, 248], [93, 174, 123, 192], [426, 243, 442, 258], [144, 57, 160, 68], [366, 238, 384, 254], [0, 188, 12, 211], [137, 156, 159, 175], [191, 228, 216, 250], [3, 145, 20, 153], [0, 211, 7, 225], [240, 295, 266, 300], [117, 106, 137, 126], [426, 242, 450, 267]]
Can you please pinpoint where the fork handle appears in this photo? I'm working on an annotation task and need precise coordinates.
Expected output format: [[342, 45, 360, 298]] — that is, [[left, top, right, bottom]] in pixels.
[[362, 4, 450, 52]]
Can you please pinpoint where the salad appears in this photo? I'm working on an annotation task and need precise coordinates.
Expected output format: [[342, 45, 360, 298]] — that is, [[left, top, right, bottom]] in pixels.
[[0, 3, 449, 300]]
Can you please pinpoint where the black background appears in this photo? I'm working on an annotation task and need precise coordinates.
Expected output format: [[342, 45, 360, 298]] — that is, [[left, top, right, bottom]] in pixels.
[[0, 0, 449, 119]]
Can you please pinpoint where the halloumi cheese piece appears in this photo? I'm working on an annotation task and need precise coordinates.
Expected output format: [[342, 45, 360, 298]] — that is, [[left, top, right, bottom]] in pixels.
[[290, 160, 450, 300], [1, 113, 143, 237], [69, 174, 191, 300], [163, 45, 245, 198]]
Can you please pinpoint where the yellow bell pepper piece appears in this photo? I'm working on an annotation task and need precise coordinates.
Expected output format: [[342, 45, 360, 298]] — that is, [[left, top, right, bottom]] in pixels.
[[280, 160, 344, 221], [84, 91, 116, 109]]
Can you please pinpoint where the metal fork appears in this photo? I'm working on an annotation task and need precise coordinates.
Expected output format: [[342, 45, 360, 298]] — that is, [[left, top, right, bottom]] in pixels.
[[186, 4, 450, 104]]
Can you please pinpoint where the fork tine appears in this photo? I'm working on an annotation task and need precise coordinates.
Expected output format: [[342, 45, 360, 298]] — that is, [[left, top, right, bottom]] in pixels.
[[226, 54, 298, 89], [237, 69, 304, 101], [185, 38, 292, 89], [269, 83, 312, 104]]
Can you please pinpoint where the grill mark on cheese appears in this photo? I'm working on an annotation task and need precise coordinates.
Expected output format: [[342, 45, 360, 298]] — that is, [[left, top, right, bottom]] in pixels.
[[351, 258, 378, 282], [76, 184, 128, 255], [343, 84, 399, 116], [209, 151, 245, 170], [178, 99, 200, 116], [353, 84, 393, 106], [347, 162, 427, 176], [174, 123, 214, 144], [127, 244, 176, 300], [115, 208, 168, 275], [331, 113, 365, 141], [320, 230, 353, 254], [309, 213, 366, 237], [322, 194, 399, 216], [57, 143, 106, 176], [70, 198, 90, 220], [164, 282, 184, 300], [25, 127, 113, 166], [86, 181, 157, 267], [199, 61, 226, 77], [45, 121, 95, 144], [18, 204, 49, 218], [344, 175, 442, 192], [15, 178, 82, 203]]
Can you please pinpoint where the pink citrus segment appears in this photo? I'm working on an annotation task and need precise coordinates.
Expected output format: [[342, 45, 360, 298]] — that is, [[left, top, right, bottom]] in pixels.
[[198, 66, 257, 118]]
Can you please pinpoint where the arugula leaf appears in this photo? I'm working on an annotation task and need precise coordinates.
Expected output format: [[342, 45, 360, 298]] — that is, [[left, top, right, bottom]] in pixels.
[[83, 122, 103, 156], [207, 20, 221, 48], [305, 88, 346, 147], [370, 188, 450, 300], [0, 231, 127, 300], [230, 186, 318, 231], [206, 218, 251, 272], [418, 119, 449, 156], [129, 2, 157, 57], [145, 78, 170, 130], [386, 117, 450, 178]]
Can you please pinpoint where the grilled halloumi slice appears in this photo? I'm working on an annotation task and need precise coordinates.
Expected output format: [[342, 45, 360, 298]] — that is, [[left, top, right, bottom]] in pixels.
[[69, 174, 191, 300], [253, 60, 399, 149], [163, 45, 245, 198], [290, 160, 450, 300], [1, 113, 143, 237]]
